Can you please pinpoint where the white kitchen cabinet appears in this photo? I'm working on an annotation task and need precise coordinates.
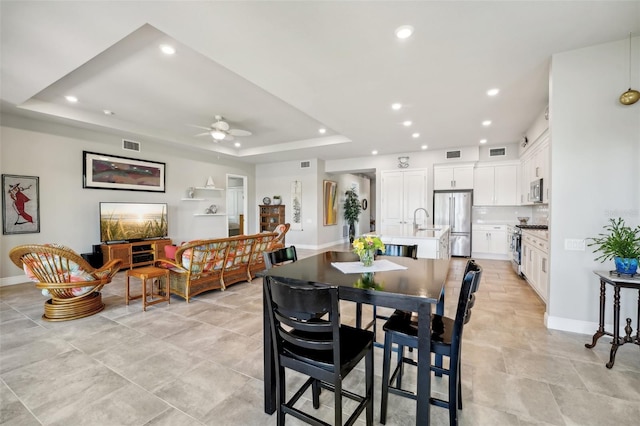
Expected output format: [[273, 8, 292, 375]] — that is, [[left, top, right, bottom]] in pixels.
[[472, 225, 508, 258], [521, 230, 549, 303], [380, 169, 427, 235], [473, 163, 518, 206], [433, 164, 474, 190], [520, 134, 549, 205]]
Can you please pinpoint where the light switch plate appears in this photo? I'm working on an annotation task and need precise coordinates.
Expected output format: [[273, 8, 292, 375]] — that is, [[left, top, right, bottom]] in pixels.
[[564, 239, 586, 251]]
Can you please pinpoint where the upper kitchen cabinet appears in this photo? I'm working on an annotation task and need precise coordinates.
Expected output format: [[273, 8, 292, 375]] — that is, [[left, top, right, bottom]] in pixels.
[[520, 132, 550, 205], [380, 169, 427, 235], [433, 164, 474, 190], [473, 161, 519, 206]]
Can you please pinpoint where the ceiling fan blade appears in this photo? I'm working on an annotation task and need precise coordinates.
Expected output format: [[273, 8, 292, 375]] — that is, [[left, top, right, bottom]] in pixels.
[[224, 134, 235, 141], [194, 132, 211, 137], [228, 129, 252, 137], [187, 124, 213, 131]]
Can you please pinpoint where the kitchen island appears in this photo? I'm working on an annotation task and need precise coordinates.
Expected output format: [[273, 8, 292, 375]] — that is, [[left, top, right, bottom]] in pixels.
[[378, 226, 450, 259]]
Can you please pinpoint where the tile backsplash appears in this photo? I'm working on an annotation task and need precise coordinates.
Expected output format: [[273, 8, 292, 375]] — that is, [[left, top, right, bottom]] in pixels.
[[472, 204, 549, 225]]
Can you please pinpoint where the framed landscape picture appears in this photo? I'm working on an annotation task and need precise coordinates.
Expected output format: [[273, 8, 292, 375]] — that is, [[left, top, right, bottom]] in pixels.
[[83, 151, 166, 192], [2, 174, 40, 235]]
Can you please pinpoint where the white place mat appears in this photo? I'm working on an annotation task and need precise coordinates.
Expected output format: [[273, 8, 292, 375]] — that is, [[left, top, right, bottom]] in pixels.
[[331, 259, 408, 274]]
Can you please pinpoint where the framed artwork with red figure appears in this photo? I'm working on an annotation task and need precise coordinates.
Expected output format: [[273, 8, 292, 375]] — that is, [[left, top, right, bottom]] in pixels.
[[2, 174, 40, 235]]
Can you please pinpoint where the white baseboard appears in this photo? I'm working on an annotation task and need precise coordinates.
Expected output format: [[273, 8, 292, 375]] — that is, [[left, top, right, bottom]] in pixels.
[[547, 315, 602, 335], [0, 275, 29, 287]]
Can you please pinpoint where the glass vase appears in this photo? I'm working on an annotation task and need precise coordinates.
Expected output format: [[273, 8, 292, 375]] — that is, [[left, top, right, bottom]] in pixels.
[[359, 249, 375, 267]]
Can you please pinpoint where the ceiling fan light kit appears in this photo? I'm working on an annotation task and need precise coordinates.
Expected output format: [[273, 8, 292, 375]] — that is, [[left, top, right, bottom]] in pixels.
[[619, 32, 639, 106]]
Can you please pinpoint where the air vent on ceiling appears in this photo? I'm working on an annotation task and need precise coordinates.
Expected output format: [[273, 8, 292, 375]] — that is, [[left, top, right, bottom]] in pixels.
[[122, 139, 141, 152], [300, 161, 311, 168], [446, 150, 461, 159], [489, 147, 506, 157]]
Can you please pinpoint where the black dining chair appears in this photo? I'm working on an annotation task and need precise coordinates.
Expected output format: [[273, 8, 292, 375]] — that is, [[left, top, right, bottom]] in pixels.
[[356, 244, 418, 346], [379, 265, 483, 426], [263, 246, 298, 270], [264, 276, 374, 426]]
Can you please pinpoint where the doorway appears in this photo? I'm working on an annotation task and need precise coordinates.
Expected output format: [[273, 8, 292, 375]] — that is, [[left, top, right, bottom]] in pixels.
[[226, 174, 247, 236]]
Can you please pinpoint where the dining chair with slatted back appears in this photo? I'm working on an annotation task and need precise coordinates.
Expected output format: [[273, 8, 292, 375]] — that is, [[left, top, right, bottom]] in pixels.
[[379, 266, 483, 426], [263, 246, 298, 270], [264, 276, 374, 426]]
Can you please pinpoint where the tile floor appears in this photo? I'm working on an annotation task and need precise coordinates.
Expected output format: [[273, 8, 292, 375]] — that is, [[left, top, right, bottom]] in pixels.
[[1, 246, 639, 425]]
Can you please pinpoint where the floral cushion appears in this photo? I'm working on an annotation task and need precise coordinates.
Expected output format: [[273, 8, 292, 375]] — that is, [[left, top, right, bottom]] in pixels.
[[225, 238, 253, 269], [21, 244, 96, 297], [181, 242, 228, 274]]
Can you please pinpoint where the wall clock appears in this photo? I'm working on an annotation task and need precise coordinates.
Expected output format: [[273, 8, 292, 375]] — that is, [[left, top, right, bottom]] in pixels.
[[262, 197, 271, 205]]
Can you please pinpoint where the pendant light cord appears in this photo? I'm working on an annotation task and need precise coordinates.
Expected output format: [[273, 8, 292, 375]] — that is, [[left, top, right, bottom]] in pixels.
[[628, 32, 633, 89]]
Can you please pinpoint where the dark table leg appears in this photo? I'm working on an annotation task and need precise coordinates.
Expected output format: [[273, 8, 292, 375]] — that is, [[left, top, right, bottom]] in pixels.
[[586, 279, 607, 349], [416, 302, 432, 425], [263, 278, 276, 414], [435, 287, 445, 376], [606, 285, 622, 368]]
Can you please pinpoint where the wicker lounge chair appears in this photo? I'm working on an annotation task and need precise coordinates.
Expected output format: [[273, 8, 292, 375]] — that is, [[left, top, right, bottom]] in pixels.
[[9, 244, 122, 321]]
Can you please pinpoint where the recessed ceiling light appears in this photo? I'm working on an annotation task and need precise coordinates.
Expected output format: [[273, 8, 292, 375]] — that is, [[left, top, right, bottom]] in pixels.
[[234, 142, 241, 147], [319, 128, 326, 134], [482, 120, 492, 127], [480, 139, 487, 144], [372, 150, 378, 155], [412, 133, 420, 138], [487, 88, 500, 96], [395, 25, 414, 39], [160, 44, 176, 55], [421, 145, 428, 150], [403, 120, 412, 127], [391, 103, 402, 110], [65, 95, 78, 103], [103, 110, 114, 115]]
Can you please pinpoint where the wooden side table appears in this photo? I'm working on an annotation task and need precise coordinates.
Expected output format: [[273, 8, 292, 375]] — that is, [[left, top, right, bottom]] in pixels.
[[586, 271, 640, 368], [126, 266, 170, 311]]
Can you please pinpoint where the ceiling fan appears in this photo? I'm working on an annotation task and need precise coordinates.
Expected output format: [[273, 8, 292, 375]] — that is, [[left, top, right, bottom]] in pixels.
[[193, 115, 252, 141]]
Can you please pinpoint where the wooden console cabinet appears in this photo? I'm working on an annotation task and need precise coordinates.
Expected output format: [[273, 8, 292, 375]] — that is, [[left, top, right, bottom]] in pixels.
[[101, 239, 172, 269]]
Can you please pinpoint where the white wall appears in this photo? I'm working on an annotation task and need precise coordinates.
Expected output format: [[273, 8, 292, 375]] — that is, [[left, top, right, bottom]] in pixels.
[[547, 38, 640, 333], [255, 159, 322, 248], [0, 114, 255, 280]]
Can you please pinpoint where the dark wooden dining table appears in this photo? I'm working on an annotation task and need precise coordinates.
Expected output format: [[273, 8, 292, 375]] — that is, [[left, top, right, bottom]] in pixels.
[[260, 251, 450, 425]]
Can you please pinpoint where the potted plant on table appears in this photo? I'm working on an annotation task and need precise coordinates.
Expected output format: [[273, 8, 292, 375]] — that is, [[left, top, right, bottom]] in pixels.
[[588, 217, 640, 274], [344, 189, 361, 243], [273, 195, 282, 205]]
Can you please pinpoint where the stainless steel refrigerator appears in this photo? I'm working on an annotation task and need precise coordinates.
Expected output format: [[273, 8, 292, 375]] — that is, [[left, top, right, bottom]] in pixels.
[[433, 190, 472, 257]]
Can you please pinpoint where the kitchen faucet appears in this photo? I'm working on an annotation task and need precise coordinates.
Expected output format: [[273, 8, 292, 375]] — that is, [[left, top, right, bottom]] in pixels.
[[413, 207, 429, 233]]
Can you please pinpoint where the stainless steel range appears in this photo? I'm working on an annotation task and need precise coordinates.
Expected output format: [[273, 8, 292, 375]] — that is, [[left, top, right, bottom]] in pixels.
[[511, 224, 548, 275]]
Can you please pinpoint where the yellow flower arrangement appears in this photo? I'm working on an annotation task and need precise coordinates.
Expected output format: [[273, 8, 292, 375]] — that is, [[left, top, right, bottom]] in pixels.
[[352, 235, 385, 266]]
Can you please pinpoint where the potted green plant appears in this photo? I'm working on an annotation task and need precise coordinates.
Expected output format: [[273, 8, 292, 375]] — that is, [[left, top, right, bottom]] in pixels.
[[344, 189, 361, 243], [588, 217, 640, 274], [273, 195, 282, 205]]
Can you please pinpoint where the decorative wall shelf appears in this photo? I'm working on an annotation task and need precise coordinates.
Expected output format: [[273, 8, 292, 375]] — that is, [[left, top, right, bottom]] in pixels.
[[180, 198, 206, 201], [195, 187, 225, 191], [193, 213, 227, 217]]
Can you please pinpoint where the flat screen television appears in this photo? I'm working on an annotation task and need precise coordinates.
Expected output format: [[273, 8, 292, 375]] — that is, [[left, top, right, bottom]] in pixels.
[[100, 202, 168, 243]]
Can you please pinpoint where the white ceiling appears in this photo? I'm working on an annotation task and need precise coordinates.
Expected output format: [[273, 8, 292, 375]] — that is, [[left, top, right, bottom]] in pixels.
[[2, 1, 639, 164]]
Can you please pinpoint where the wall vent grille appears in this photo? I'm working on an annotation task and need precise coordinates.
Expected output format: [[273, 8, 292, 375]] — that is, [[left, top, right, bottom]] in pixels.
[[300, 161, 311, 168], [489, 147, 506, 157], [122, 139, 141, 152], [446, 150, 461, 159]]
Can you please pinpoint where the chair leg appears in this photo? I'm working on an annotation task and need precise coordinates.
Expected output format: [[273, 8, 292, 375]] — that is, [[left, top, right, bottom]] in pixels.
[[356, 302, 363, 328], [396, 344, 405, 389], [312, 379, 321, 409], [277, 367, 286, 426], [366, 344, 374, 425], [449, 357, 459, 426], [334, 380, 343, 426], [380, 332, 393, 424]]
